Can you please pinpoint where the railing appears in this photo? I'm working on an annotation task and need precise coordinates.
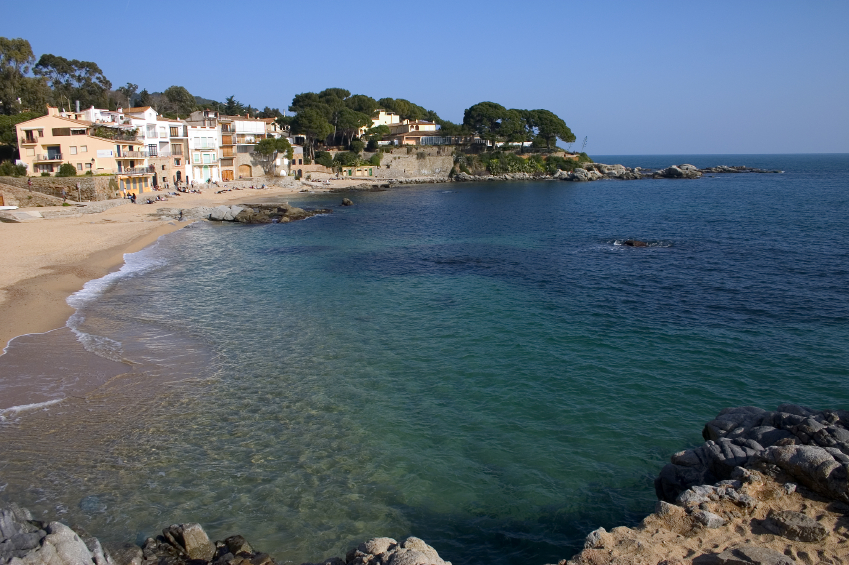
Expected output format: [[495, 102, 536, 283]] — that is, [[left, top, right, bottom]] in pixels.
[[38, 154, 62, 161], [221, 149, 235, 157], [22, 136, 38, 144], [120, 166, 155, 175], [170, 129, 188, 138], [191, 141, 217, 149], [148, 150, 173, 158], [117, 151, 148, 158]]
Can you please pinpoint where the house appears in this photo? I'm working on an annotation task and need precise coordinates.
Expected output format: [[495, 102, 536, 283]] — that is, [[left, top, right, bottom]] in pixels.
[[358, 109, 402, 137], [15, 107, 153, 193], [187, 110, 274, 180], [186, 125, 221, 183]]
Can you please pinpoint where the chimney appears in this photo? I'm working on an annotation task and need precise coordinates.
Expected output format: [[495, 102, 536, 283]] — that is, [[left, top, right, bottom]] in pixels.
[[75, 100, 80, 113]]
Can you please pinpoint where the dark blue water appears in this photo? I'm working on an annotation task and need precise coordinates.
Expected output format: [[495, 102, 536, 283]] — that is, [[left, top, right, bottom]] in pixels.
[[1, 154, 847, 565]]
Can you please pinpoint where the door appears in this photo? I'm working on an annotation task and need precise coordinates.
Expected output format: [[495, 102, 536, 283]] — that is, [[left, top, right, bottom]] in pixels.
[[238, 164, 252, 177], [202, 165, 210, 181], [222, 170, 234, 181]]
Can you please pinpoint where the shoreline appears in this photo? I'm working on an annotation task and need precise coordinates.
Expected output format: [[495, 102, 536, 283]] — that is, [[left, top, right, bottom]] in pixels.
[[0, 180, 346, 352]]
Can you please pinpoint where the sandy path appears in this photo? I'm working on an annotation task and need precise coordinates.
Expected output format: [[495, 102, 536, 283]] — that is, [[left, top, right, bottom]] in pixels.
[[0, 183, 338, 350]]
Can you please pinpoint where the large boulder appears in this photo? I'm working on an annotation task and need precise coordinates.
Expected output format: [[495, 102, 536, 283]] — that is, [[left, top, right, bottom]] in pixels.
[[763, 510, 828, 542], [344, 536, 451, 565], [656, 405, 849, 503], [653, 164, 702, 179]]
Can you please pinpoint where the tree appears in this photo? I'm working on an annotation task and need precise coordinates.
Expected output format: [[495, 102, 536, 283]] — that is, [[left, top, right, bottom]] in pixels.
[[138, 89, 152, 106], [224, 95, 245, 115], [257, 106, 283, 120], [0, 37, 49, 115], [526, 109, 575, 148], [463, 101, 508, 144], [378, 98, 429, 121], [290, 108, 333, 159], [162, 86, 196, 116], [0, 160, 27, 176], [345, 94, 378, 116], [254, 137, 293, 174], [336, 108, 371, 147], [364, 124, 390, 140], [33, 54, 112, 109], [116, 83, 138, 108]]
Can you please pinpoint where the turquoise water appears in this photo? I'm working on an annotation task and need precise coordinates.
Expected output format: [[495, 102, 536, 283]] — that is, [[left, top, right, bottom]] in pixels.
[[1, 154, 848, 564]]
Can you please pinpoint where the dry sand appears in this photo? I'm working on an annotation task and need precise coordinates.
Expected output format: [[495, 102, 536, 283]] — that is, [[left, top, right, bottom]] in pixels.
[[0, 180, 367, 351]]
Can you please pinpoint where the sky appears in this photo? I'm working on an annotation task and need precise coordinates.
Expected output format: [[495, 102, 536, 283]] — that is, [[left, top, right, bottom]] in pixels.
[[3, 0, 847, 155]]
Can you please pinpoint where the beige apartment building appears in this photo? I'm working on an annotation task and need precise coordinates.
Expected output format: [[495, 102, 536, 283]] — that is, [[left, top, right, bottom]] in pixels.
[[15, 107, 154, 193]]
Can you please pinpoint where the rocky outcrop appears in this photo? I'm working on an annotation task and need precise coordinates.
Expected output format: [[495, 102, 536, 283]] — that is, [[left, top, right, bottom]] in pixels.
[[700, 165, 782, 174], [0, 503, 112, 564], [155, 203, 332, 224], [655, 404, 849, 503], [563, 405, 849, 565], [341, 198, 353, 206], [652, 164, 703, 179]]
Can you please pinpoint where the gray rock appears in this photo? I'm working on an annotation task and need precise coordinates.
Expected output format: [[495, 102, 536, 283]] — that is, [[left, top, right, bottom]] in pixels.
[[707, 545, 795, 565], [583, 527, 607, 549], [209, 205, 230, 221], [763, 510, 828, 542], [694, 510, 726, 528], [161, 523, 215, 561], [341, 198, 353, 206], [223, 534, 253, 556], [759, 444, 849, 503]]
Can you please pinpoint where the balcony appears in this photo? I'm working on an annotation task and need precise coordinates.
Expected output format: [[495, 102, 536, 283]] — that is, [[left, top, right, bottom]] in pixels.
[[120, 166, 155, 175], [222, 136, 235, 145], [170, 129, 188, 138], [148, 150, 173, 159], [22, 136, 38, 144], [37, 154, 63, 161], [117, 151, 148, 159]]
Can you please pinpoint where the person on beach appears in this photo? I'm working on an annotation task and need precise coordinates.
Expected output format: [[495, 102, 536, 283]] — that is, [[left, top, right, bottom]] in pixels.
[[61, 188, 66, 202], [131, 193, 136, 204]]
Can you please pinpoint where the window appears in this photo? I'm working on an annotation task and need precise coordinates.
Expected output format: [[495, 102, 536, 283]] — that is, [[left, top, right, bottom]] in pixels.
[[52, 128, 71, 136], [80, 145, 87, 153], [26, 148, 34, 156], [76, 163, 83, 171], [71, 128, 86, 135], [70, 146, 77, 155], [162, 165, 166, 170], [159, 126, 167, 138], [202, 153, 211, 164], [174, 158, 181, 166], [193, 152, 200, 164], [85, 163, 92, 170]]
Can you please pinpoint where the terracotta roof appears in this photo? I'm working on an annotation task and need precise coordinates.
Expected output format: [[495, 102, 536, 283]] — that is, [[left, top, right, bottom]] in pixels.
[[125, 106, 153, 113]]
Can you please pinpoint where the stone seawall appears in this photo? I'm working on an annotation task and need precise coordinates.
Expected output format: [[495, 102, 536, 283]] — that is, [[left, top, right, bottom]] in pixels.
[[0, 176, 118, 202], [369, 146, 454, 180]]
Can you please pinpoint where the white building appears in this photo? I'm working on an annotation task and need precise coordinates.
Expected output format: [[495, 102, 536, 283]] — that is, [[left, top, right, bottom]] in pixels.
[[186, 125, 221, 183]]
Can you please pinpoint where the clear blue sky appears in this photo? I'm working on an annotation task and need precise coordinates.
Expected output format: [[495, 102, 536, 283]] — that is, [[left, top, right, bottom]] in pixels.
[[3, 0, 847, 154]]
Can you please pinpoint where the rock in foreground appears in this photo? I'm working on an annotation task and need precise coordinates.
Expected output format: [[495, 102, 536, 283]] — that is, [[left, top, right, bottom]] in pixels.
[[562, 404, 849, 565]]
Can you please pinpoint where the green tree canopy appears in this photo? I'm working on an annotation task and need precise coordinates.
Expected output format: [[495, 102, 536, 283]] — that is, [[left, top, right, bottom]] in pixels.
[[254, 136, 293, 160], [345, 94, 378, 116], [224, 95, 245, 115], [526, 109, 575, 148], [463, 101, 508, 142], [116, 83, 138, 108], [291, 107, 333, 158], [33, 54, 112, 110], [163, 85, 196, 116]]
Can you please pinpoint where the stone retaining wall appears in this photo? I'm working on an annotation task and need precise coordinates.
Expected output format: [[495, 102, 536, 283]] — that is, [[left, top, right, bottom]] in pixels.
[[369, 146, 454, 179], [0, 182, 66, 207], [0, 176, 119, 202]]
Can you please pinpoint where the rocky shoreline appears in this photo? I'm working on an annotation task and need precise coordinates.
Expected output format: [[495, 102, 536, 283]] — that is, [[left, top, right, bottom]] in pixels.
[[2, 404, 845, 565]]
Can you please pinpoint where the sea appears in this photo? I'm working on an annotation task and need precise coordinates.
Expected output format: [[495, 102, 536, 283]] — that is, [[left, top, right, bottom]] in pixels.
[[1, 154, 847, 565]]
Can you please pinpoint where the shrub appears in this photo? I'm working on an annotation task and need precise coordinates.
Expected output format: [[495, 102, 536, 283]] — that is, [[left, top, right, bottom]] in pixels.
[[303, 155, 312, 165], [349, 139, 365, 154], [416, 151, 426, 160], [41, 172, 50, 176], [577, 152, 593, 164], [56, 163, 77, 177], [85, 170, 93, 175], [333, 151, 360, 167], [0, 161, 27, 177], [315, 151, 334, 168], [366, 139, 379, 152], [368, 153, 382, 166]]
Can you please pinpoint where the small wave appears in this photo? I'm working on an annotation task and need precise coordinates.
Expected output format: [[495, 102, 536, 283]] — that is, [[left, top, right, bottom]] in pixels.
[[65, 240, 168, 360], [0, 398, 64, 421]]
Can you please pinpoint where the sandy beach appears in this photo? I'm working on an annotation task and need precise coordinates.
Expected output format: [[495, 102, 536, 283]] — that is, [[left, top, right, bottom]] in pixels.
[[0, 180, 371, 351]]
